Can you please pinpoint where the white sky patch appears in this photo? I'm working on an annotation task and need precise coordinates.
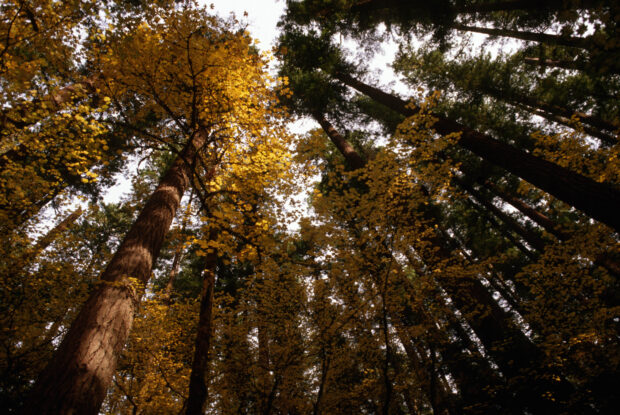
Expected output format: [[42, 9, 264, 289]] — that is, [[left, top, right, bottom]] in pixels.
[[206, 0, 286, 51]]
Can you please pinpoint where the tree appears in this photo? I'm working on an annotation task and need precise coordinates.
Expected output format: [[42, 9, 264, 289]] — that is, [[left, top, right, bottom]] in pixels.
[[21, 5, 294, 413]]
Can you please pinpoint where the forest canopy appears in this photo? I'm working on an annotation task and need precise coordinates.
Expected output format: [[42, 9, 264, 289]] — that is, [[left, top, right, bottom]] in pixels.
[[0, 0, 619, 414]]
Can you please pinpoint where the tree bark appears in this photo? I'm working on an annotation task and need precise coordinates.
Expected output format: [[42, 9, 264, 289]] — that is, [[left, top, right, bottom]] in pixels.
[[333, 71, 620, 232], [458, 0, 603, 14], [314, 113, 365, 170], [452, 23, 591, 49], [22, 133, 208, 415], [185, 240, 218, 415]]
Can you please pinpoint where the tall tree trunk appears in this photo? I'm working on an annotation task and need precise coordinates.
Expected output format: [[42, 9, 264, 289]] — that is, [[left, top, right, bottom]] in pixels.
[[482, 180, 620, 277], [22, 133, 207, 415], [348, 0, 603, 18], [392, 317, 463, 415], [185, 238, 218, 415], [524, 105, 617, 146], [457, 0, 603, 14], [314, 113, 365, 170], [451, 23, 592, 49], [457, 178, 547, 252], [163, 193, 193, 302], [475, 85, 619, 144], [483, 180, 567, 240], [332, 71, 620, 232], [523, 56, 585, 71]]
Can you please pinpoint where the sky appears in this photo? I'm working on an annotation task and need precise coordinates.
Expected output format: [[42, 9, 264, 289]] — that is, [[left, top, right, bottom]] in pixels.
[[102, 0, 401, 204], [207, 0, 286, 52]]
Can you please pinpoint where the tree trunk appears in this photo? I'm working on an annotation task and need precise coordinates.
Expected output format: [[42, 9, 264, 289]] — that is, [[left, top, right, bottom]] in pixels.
[[163, 194, 193, 302], [523, 56, 585, 71], [458, 0, 603, 14], [185, 241, 218, 415], [333, 71, 620, 232], [348, 0, 603, 18], [22, 133, 207, 415], [457, 178, 547, 252], [483, 180, 567, 240], [314, 113, 365, 170], [475, 85, 619, 144], [522, 104, 618, 146], [483, 180, 620, 277], [392, 318, 461, 415], [257, 321, 272, 415], [452, 23, 591, 49]]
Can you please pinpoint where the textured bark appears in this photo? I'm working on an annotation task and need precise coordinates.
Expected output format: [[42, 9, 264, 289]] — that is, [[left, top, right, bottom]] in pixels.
[[452, 23, 591, 49], [333, 71, 620, 232], [185, 240, 218, 415], [314, 113, 365, 170], [22, 133, 207, 415]]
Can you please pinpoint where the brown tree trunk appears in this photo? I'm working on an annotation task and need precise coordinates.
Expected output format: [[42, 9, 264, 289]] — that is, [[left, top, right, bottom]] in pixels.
[[474, 84, 619, 144], [458, 0, 603, 14], [185, 240, 218, 415], [163, 194, 193, 302], [523, 56, 585, 71], [314, 113, 365, 170], [483, 180, 567, 240], [22, 133, 207, 415], [333, 71, 620, 232], [516, 103, 617, 146], [451, 23, 591, 49], [392, 319, 461, 415], [257, 321, 273, 415], [483, 180, 620, 277], [348, 0, 602, 18]]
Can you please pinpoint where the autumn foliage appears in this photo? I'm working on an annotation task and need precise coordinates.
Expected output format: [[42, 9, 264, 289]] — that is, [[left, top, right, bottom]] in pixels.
[[1, 1, 619, 414]]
